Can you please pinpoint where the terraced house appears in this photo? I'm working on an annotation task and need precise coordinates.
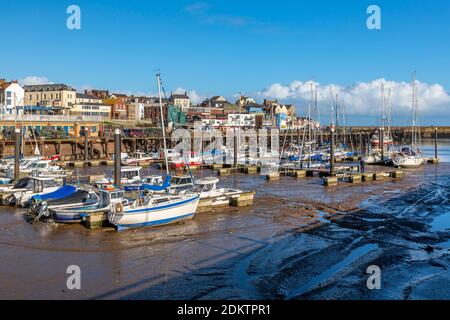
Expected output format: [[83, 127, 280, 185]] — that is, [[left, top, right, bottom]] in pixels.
[[24, 83, 76, 115]]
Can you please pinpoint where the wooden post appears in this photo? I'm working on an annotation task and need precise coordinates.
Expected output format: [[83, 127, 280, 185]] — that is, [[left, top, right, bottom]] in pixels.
[[434, 126, 438, 159], [84, 128, 89, 162], [330, 126, 335, 176], [14, 128, 21, 181], [114, 129, 121, 188]]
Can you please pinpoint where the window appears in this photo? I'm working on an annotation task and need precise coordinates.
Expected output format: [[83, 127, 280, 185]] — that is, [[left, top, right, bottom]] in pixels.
[[6, 92, 11, 97]]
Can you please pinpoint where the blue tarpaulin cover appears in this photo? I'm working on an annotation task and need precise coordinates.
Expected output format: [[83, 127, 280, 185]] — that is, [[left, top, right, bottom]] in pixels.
[[142, 175, 171, 191], [32, 185, 77, 201]]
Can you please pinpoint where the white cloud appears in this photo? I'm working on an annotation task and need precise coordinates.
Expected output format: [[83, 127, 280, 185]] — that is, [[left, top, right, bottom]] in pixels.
[[19, 76, 52, 86], [257, 79, 450, 117]]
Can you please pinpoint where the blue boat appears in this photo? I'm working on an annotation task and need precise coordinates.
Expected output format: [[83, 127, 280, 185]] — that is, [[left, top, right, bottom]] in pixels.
[[32, 189, 100, 222]]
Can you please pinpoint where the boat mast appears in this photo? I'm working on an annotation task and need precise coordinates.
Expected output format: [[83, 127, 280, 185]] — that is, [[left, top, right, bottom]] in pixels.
[[156, 73, 170, 175], [411, 71, 417, 147]]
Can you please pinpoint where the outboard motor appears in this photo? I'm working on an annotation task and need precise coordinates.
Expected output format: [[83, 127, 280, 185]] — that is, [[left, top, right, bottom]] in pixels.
[[4, 194, 17, 207], [33, 201, 50, 222]]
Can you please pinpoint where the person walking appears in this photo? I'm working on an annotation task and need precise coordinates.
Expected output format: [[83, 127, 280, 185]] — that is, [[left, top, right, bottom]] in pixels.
[[360, 159, 365, 173]]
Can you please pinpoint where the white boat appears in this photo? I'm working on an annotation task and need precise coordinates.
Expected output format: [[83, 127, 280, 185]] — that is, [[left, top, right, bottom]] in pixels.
[[20, 160, 65, 175], [190, 177, 243, 206], [108, 74, 200, 231], [48, 188, 127, 223], [392, 72, 425, 168], [392, 146, 424, 168], [3, 176, 63, 207], [121, 152, 158, 166], [108, 193, 199, 231], [167, 175, 195, 193], [91, 166, 146, 191]]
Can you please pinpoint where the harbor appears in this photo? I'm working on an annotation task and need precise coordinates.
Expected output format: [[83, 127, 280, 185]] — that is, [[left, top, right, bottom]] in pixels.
[[0, 158, 449, 299], [0, 71, 448, 300]]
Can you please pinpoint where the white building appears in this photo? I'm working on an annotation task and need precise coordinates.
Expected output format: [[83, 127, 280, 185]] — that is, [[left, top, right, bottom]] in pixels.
[[70, 93, 111, 118], [134, 99, 145, 121], [0, 80, 24, 115], [227, 114, 256, 128]]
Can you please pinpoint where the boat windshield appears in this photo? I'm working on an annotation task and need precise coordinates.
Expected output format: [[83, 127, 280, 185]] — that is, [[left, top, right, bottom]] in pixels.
[[121, 170, 139, 179]]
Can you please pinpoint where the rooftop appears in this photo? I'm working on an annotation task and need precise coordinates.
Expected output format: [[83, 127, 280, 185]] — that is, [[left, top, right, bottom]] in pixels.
[[24, 84, 75, 92]]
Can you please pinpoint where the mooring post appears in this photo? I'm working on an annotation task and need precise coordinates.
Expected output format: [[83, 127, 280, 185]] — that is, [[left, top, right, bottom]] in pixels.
[[84, 128, 89, 162], [14, 128, 21, 181], [233, 132, 238, 167], [359, 131, 362, 156], [330, 126, 335, 176], [434, 126, 438, 159], [114, 128, 121, 188]]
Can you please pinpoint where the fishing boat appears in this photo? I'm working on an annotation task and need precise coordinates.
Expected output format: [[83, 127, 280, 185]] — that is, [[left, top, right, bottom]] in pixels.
[[32, 189, 101, 222], [121, 152, 158, 166], [51, 188, 128, 223], [31, 184, 78, 204], [108, 193, 200, 231], [189, 177, 243, 206], [4, 176, 63, 207], [91, 166, 147, 191], [169, 153, 203, 170]]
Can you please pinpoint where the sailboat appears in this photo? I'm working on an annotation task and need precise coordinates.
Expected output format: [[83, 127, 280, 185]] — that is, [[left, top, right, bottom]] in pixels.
[[364, 84, 394, 165], [107, 73, 200, 231], [392, 72, 425, 168]]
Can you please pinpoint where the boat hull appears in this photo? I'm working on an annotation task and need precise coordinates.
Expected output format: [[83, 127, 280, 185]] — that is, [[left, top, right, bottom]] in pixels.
[[110, 196, 199, 231]]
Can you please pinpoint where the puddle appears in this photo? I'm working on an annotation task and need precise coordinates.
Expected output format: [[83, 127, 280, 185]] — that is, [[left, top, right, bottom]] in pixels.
[[287, 243, 379, 299], [431, 212, 450, 232]]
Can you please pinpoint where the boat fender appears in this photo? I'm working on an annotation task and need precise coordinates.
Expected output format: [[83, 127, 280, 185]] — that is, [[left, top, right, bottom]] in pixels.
[[115, 202, 124, 214]]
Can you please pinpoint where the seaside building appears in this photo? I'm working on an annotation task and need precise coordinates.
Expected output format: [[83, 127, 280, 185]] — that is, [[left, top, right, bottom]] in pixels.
[[169, 92, 191, 112], [24, 84, 76, 115], [103, 96, 128, 120], [201, 96, 230, 108], [70, 93, 111, 119], [0, 79, 24, 115]]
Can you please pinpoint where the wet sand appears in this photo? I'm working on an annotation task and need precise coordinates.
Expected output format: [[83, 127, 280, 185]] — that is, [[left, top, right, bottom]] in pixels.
[[0, 163, 449, 299]]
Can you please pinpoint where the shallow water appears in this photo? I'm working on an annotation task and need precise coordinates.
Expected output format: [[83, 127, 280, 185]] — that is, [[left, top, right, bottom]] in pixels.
[[0, 162, 449, 299], [421, 138, 450, 163]]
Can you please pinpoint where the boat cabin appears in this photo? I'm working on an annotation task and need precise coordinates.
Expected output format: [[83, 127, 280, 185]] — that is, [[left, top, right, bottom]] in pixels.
[[121, 166, 142, 181], [194, 177, 219, 193], [26, 177, 60, 193], [170, 175, 194, 191], [99, 188, 125, 207]]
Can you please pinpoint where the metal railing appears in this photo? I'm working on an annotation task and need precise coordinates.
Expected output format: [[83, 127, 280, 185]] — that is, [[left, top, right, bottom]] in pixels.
[[0, 114, 104, 122]]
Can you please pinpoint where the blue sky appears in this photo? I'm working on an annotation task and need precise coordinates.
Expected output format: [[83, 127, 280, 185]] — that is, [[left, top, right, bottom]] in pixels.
[[1, 0, 450, 124]]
